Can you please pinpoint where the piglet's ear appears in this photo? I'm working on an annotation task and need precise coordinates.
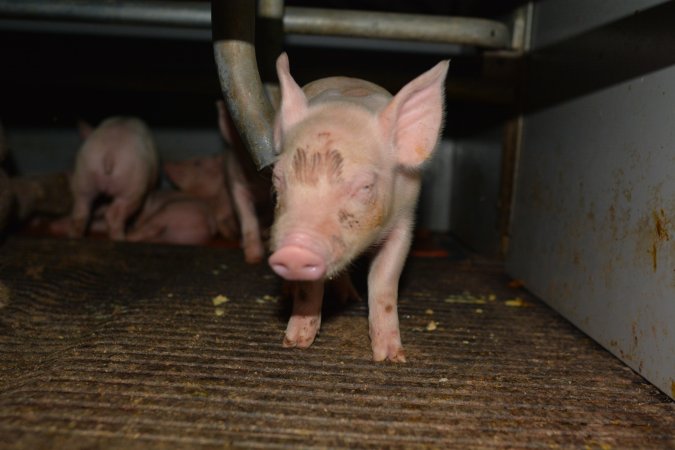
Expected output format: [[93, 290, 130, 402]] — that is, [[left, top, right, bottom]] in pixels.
[[274, 52, 308, 153], [379, 60, 449, 169]]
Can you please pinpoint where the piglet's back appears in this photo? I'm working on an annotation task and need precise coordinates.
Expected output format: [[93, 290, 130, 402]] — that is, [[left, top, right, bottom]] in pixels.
[[84, 117, 157, 164], [302, 77, 391, 114]]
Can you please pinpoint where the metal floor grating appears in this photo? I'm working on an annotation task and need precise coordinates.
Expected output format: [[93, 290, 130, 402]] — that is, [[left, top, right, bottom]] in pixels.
[[0, 237, 672, 449]]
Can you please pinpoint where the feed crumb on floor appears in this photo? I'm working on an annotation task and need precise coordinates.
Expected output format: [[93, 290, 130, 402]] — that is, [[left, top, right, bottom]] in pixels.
[[256, 295, 279, 304], [505, 297, 530, 307], [445, 292, 487, 304], [212, 295, 230, 306]]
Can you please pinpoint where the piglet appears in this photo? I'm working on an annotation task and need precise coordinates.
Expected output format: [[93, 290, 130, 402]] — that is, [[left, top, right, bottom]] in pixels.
[[269, 53, 448, 362], [162, 103, 269, 263], [216, 100, 270, 264], [162, 154, 238, 239], [125, 190, 217, 245], [163, 152, 267, 261], [69, 117, 158, 240]]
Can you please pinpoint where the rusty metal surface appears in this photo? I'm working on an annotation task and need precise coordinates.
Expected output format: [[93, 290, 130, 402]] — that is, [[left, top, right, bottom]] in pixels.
[[0, 237, 672, 449], [508, 1, 675, 401]]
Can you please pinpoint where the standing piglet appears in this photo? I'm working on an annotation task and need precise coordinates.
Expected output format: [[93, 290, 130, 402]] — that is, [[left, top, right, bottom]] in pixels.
[[161, 102, 269, 263], [216, 100, 269, 264], [269, 53, 448, 362], [69, 117, 158, 240]]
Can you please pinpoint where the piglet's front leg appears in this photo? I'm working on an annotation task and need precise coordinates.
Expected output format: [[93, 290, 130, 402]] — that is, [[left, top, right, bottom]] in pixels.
[[367, 219, 413, 362], [284, 280, 324, 349]]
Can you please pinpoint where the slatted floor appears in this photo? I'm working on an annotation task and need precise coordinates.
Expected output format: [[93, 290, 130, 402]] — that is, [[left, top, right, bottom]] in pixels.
[[0, 237, 673, 449]]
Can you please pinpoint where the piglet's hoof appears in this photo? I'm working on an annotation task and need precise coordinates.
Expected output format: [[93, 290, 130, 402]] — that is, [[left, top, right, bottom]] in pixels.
[[372, 345, 407, 363], [371, 331, 407, 363], [243, 241, 265, 264], [282, 333, 316, 349], [283, 315, 321, 349]]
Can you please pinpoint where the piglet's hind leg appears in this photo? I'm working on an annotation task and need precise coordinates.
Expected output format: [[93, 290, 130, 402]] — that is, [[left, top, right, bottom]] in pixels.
[[68, 181, 97, 238], [105, 198, 134, 241]]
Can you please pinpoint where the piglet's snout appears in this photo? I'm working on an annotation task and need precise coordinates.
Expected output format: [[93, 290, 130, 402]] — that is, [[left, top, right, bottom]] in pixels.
[[269, 245, 326, 280]]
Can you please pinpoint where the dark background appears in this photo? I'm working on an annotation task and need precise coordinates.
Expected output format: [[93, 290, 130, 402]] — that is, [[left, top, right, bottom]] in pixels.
[[0, 0, 525, 133]]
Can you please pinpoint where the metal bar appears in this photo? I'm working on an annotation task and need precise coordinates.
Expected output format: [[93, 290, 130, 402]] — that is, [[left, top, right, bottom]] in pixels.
[[284, 7, 510, 49], [212, 0, 276, 170], [0, 0, 210, 28], [0, 0, 513, 170], [0, 1, 511, 49]]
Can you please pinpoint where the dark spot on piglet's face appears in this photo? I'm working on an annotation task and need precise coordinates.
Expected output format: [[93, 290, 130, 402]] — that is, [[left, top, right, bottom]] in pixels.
[[338, 209, 359, 229], [290, 148, 344, 186]]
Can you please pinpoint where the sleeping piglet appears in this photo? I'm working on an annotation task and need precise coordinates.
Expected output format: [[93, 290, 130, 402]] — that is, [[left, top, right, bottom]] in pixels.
[[269, 53, 449, 362], [125, 190, 217, 246]]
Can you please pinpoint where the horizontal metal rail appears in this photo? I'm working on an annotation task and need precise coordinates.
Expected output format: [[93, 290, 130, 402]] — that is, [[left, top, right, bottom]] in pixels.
[[0, 0, 210, 28], [285, 7, 509, 48], [0, 0, 511, 49], [0, 0, 513, 170]]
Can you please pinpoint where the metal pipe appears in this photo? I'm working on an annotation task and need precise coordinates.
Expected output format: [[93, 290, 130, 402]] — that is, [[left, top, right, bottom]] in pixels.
[[1, 0, 513, 169], [285, 7, 510, 49], [0, 1, 511, 49], [0, 0, 210, 28], [212, 0, 276, 170]]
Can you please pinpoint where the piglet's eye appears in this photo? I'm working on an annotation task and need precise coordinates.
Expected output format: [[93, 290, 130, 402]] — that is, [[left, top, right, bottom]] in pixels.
[[352, 175, 377, 203]]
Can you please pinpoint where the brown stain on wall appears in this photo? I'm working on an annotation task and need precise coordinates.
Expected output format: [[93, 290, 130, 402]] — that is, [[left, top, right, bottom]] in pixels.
[[649, 208, 672, 272], [653, 208, 670, 240]]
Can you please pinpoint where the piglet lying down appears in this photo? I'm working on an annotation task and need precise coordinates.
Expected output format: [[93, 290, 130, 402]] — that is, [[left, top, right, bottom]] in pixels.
[[268, 53, 449, 362]]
